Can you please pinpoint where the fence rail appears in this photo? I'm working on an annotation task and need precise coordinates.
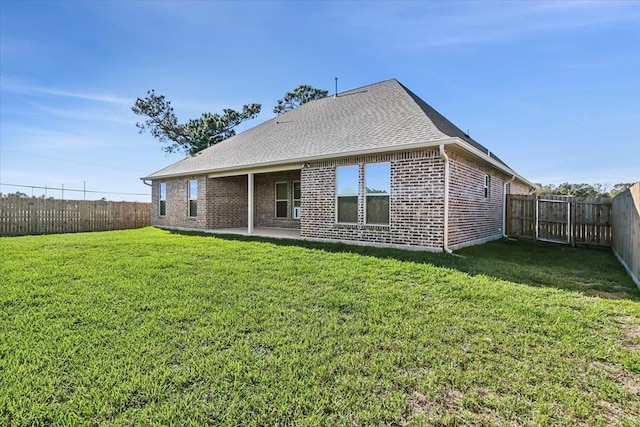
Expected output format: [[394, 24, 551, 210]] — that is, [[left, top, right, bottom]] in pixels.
[[506, 194, 612, 247], [0, 198, 151, 236], [611, 182, 640, 287]]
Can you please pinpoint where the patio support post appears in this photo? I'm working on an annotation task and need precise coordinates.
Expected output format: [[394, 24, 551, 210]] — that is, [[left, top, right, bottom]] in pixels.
[[248, 172, 254, 234]]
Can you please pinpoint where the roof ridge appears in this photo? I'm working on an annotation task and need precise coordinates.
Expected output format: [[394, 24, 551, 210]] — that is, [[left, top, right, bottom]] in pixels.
[[336, 78, 398, 97], [396, 81, 509, 167]]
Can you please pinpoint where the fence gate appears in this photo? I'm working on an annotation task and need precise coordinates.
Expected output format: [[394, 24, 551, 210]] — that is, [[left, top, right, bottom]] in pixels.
[[536, 198, 570, 244]]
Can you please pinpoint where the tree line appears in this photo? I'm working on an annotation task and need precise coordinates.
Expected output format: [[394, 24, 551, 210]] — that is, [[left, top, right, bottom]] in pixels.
[[533, 182, 634, 198]]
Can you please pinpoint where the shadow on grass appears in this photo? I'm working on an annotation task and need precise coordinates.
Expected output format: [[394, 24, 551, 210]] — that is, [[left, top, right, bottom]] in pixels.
[[167, 229, 640, 301]]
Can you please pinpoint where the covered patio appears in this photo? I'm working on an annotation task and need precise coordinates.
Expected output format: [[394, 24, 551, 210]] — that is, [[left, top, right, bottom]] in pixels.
[[209, 227, 302, 240]]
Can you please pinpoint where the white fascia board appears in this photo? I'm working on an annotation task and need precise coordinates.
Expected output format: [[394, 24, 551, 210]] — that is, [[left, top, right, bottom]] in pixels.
[[208, 163, 302, 178], [142, 138, 458, 180], [452, 138, 538, 189]]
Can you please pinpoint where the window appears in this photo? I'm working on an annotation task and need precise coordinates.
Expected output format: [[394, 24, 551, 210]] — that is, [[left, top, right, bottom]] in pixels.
[[159, 183, 166, 216], [188, 179, 198, 217], [484, 175, 490, 198], [293, 181, 301, 219], [275, 182, 288, 218], [365, 162, 390, 225], [336, 165, 359, 223]]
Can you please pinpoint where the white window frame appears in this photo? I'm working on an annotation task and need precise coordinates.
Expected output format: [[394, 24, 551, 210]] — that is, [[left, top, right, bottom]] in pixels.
[[188, 179, 198, 217], [159, 182, 166, 216], [275, 181, 288, 219], [364, 162, 391, 226], [484, 175, 490, 198], [336, 165, 359, 224], [293, 181, 301, 220]]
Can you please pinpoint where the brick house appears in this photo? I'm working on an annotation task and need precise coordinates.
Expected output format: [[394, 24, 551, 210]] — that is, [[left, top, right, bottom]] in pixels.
[[142, 79, 535, 251]]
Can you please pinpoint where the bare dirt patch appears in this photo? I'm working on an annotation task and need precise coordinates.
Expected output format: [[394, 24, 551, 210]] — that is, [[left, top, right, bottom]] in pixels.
[[584, 290, 625, 300], [594, 361, 640, 400], [619, 315, 640, 352], [408, 391, 432, 416]]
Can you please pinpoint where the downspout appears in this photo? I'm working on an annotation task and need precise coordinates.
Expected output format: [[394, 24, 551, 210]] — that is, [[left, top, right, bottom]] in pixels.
[[503, 175, 515, 238], [439, 145, 453, 254], [142, 179, 152, 186]]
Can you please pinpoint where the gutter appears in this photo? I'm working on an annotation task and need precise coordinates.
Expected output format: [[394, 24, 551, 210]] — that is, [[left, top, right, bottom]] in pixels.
[[141, 137, 536, 194], [141, 179, 152, 187], [439, 144, 453, 254], [141, 138, 459, 181]]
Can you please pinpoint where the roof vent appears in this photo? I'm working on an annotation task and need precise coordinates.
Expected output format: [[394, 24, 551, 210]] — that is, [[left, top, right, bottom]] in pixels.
[[334, 77, 338, 98]]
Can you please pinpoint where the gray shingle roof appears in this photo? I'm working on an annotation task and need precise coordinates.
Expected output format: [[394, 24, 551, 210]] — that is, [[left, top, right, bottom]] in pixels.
[[144, 79, 507, 179]]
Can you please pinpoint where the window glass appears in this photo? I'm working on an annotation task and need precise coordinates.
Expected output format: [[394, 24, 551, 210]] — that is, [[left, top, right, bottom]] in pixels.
[[293, 181, 301, 211], [336, 166, 359, 195], [189, 180, 197, 199], [276, 182, 288, 200], [275, 182, 288, 218], [484, 175, 490, 198], [366, 195, 389, 224], [189, 180, 198, 217], [365, 163, 390, 225], [336, 165, 359, 223], [160, 183, 167, 200], [365, 163, 390, 194], [276, 201, 288, 218], [337, 196, 358, 223], [293, 181, 301, 201], [159, 183, 166, 216]]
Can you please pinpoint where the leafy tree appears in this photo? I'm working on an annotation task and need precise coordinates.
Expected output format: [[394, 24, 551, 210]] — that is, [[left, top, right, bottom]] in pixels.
[[273, 84, 329, 114], [610, 183, 634, 197], [4, 192, 28, 199], [132, 90, 261, 155], [534, 182, 634, 198]]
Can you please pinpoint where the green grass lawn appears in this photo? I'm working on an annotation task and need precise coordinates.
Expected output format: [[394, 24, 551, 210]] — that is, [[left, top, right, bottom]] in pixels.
[[1, 228, 638, 426]]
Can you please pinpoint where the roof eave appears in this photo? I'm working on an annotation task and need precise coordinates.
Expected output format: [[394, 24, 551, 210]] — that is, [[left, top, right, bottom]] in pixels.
[[140, 137, 459, 181], [451, 137, 537, 189], [140, 136, 536, 190]]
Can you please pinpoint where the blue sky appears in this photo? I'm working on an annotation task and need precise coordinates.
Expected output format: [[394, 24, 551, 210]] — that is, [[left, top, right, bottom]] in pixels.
[[1, 0, 638, 201]]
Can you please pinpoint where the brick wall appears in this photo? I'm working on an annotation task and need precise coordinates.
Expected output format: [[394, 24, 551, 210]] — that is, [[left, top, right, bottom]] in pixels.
[[151, 148, 531, 250], [151, 175, 207, 229], [255, 171, 301, 229], [509, 180, 532, 195], [447, 152, 507, 248], [301, 149, 445, 249], [207, 175, 248, 229]]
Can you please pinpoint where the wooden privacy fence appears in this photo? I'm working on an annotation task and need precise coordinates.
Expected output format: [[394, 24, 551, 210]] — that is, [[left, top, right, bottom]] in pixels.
[[0, 198, 151, 236], [506, 194, 612, 247], [611, 182, 640, 287]]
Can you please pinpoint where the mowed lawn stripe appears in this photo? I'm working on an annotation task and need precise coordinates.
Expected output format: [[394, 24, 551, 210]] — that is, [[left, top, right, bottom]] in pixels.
[[1, 227, 638, 426]]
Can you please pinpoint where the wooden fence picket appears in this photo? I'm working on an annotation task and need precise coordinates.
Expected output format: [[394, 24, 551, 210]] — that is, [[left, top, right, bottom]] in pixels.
[[0, 198, 151, 236], [506, 194, 613, 247]]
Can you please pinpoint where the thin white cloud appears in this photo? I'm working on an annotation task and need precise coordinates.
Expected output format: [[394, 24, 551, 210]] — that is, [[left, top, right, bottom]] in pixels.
[[343, 1, 640, 49], [33, 87, 132, 105], [21, 101, 134, 125], [0, 76, 131, 105], [2, 125, 128, 150]]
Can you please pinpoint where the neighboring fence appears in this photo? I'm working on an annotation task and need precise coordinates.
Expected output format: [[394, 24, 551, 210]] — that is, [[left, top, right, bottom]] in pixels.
[[611, 182, 640, 287], [506, 194, 612, 247], [0, 198, 151, 236]]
